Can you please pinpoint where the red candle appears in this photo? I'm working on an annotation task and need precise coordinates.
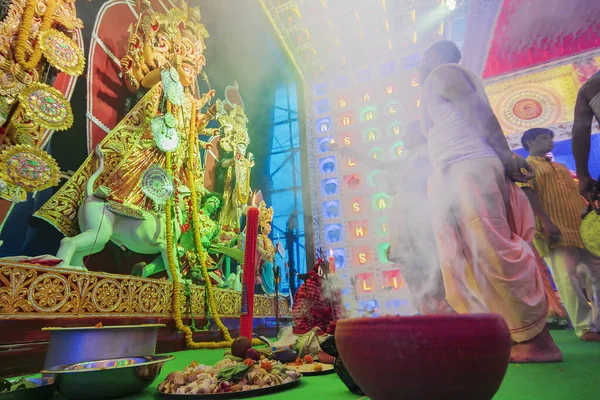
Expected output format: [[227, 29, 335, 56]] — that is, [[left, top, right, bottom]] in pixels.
[[240, 205, 259, 338], [328, 249, 336, 273]]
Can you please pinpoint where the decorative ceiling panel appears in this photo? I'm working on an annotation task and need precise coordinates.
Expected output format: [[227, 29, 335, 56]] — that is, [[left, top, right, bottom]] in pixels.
[[481, 0, 600, 78], [262, 0, 451, 79]]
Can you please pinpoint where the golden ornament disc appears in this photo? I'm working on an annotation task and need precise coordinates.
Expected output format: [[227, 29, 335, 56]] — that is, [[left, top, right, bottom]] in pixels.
[[18, 82, 74, 131], [39, 29, 86, 76], [0, 145, 61, 192], [9, 127, 36, 147]]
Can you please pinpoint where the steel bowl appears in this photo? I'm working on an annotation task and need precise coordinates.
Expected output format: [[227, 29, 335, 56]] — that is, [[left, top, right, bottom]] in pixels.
[[42, 324, 165, 369], [0, 377, 55, 400], [41, 355, 174, 400]]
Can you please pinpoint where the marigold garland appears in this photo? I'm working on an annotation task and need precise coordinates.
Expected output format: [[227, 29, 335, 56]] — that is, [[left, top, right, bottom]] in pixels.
[[164, 98, 244, 349], [15, 0, 59, 71]]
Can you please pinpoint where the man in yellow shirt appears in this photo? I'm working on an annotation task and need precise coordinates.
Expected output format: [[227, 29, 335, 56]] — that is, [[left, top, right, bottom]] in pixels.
[[521, 128, 600, 342]]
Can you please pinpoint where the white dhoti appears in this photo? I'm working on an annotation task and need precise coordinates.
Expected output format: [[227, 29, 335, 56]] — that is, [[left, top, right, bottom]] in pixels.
[[428, 156, 548, 342], [544, 247, 600, 337]]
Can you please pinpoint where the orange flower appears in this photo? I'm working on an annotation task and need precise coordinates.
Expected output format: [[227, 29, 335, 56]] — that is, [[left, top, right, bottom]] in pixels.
[[304, 355, 314, 364]]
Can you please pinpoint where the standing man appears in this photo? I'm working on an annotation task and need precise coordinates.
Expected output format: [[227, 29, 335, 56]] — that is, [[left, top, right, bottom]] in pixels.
[[419, 40, 562, 362], [572, 71, 600, 198], [521, 128, 600, 342]]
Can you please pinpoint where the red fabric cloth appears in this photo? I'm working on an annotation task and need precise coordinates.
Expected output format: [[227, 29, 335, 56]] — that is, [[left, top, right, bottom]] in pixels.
[[483, 0, 600, 78], [292, 260, 343, 335]]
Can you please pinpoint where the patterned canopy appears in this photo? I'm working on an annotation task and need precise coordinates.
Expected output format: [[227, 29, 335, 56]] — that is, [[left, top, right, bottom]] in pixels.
[[464, 0, 600, 78]]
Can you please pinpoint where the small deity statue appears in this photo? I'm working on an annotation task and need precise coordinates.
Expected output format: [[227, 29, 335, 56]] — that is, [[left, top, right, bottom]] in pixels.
[[257, 201, 276, 295], [0, 0, 85, 202], [214, 84, 254, 233]]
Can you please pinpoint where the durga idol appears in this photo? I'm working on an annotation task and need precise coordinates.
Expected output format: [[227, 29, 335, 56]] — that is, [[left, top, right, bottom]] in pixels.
[[35, 1, 215, 276]]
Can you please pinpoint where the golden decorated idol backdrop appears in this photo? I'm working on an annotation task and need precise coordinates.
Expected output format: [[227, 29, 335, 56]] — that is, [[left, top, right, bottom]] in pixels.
[[0, 1, 302, 371]]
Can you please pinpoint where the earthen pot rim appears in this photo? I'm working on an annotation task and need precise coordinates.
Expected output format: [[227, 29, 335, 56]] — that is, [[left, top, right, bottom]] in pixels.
[[337, 313, 506, 326]]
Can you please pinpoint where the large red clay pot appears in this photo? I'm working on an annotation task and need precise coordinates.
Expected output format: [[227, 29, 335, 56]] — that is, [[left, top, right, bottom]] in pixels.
[[336, 314, 511, 400]]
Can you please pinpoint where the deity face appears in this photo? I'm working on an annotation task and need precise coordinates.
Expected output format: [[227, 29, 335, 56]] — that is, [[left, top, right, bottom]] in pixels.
[[204, 196, 220, 214], [263, 223, 272, 236]]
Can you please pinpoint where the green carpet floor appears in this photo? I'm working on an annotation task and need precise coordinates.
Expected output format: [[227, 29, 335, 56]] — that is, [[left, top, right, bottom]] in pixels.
[[50, 330, 600, 399]]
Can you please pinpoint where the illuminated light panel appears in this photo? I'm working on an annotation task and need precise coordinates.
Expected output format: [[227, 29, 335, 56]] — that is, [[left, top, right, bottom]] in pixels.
[[370, 148, 383, 160], [335, 75, 350, 89], [438, 23, 444, 36], [314, 98, 330, 114], [386, 102, 399, 115], [344, 196, 364, 214], [382, 270, 403, 290], [389, 122, 402, 136], [323, 200, 340, 218], [352, 247, 372, 266], [356, 272, 375, 293], [319, 157, 336, 174], [320, 0, 327, 7], [325, 224, 343, 243], [388, 40, 393, 51], [363, 92, 371, 101], [316, 117, 332, 133], [392, 140, 405, 158], [321, 178, 338, 196], [354, 10, 360, 23], [368, 170, 387, 188], [377, 217, 389, 236], [360, 106, 377, 122], [384, 19, 389, 32], [339, 98, 348, 107], [413, 31, 418, 44], [411, 77, 420, 87], [313, 82, 328, 97], [381, 0, 387, 12], [385, 85, 393, 95], [349, 220, 369, 239], [362, 128, 380, 142], [411, 9, 416, 22], [333, 249, 346, 269], [416, 98, 421, 108], [318, 137, 334, 153], [342, 116, 353, 126], [343, 173, 362, 190], [342, 133, 354, 146], [372, 192, 391, 210], [378, 242, 391, 263], [359, 28, 365, 40]]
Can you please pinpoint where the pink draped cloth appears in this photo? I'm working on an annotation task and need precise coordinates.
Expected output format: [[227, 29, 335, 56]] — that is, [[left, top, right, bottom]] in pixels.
[[429, 156, 548, 342]]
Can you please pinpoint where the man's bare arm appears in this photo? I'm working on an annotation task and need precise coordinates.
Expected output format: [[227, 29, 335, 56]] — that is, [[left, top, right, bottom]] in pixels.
[[572, 91, 595, 178]]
